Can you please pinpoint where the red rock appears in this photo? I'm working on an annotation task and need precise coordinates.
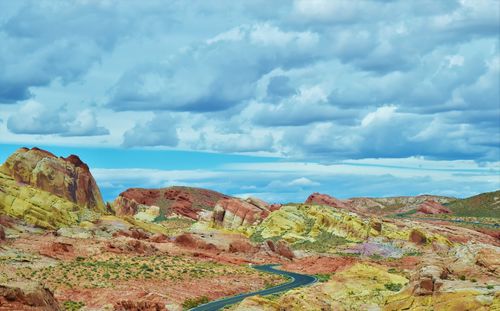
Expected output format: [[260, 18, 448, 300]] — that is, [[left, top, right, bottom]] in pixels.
[[416, 200, 452, 214], [149, 233, 169, 243], [0, 281, 61, 310], [305, 192, 348, 209], [409, 229, 427, 245], [174, 233, 218, 251], [114, 186, 229, 220], [113, 228, 150, 240], [1, 147, 105, 211], [0, 226, 5, 241], [269, 204, 282, 212], [229, 240, 257, 253], [265, 240, 294, 260], [212, 198, 269, 228]]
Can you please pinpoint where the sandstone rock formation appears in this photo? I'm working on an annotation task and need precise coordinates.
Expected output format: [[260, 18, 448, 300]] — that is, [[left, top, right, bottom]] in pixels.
[[0, 170, 81, 229], [212, 197, 269, 229], [1, 147, 105, 212], [305, 192, 348, 209], [114, 186, 229, 220], [416, 200, 451, 214]]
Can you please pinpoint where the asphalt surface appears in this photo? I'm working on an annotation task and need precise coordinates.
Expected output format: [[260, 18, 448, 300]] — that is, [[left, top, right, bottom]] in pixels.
[[191, 264, 317, 311]]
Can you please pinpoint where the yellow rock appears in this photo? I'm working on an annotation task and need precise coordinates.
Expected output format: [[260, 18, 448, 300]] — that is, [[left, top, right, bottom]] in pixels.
[[234, 295, 279, 311], [256, 263, 409, 311], [0, 172, 80, 229], [384, 289, 497, 311]]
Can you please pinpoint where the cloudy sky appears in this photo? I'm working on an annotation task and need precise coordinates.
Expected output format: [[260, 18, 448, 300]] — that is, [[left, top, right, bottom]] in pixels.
[[0, 0, 499, 202]]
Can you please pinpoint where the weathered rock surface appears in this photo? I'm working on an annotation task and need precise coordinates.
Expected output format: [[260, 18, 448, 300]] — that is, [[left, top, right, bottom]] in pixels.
[[212, 198, 269, 229], [114, 186, 229, 220], [0, 281, 61, 310], [0, 171, 81, 229], [1, 147, 105, 212], [416, 200, 451, 214]]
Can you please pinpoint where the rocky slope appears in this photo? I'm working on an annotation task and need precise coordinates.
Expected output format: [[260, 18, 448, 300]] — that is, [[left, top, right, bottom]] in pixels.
[[114, 186, 229, 220], [306, 192, 456, 216], [445, 190, 500, 218]]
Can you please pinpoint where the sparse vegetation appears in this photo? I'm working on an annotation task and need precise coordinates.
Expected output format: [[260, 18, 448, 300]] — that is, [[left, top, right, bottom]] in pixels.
[[315, 273, 332, 282], [182, 296, 209, 309], [63, 300, 85, 311]]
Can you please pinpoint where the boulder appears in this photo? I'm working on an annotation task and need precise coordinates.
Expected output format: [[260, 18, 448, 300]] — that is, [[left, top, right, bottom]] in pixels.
[[1, 147, 105, 212], [0, 281, 61, 310], [409, 229, 427, 245], [229, 240, 257, 253], [305, 192, 348, 209], [265, 240, 295, 260]]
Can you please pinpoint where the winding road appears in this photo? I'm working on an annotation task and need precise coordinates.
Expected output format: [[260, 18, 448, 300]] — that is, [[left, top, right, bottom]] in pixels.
[[191, 264, 317, 311]]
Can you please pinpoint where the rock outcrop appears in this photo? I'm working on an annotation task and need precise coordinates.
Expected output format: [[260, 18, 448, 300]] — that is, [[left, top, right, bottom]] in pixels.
[[212, 198, 269, 229], [0, 170, 81, 229], [305, 192, 347, 209], [0, 281, 61, 310], [114, 186, 229, 220], [416, 200, 451, 214], [1, 147, 105, 212]]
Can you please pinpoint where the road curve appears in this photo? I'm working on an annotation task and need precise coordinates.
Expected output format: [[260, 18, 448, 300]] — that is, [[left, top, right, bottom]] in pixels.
[[191, 264, 317, 311]]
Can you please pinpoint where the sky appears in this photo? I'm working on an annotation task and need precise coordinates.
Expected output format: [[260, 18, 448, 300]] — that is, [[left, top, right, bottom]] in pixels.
[[0, 0, 499, 203]]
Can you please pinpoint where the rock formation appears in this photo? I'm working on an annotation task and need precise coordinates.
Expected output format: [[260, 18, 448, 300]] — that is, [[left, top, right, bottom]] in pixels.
[[212, 197, 269, 229], [416, 200, 452, 214], [305, 192, 347, 209], [114, 186, 229, 220], [0, 281, 61, 310], [1, 147, 105, 212]]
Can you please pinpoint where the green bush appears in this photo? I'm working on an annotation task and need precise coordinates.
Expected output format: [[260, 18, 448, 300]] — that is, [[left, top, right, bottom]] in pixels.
[[384, 282, 403, 291], [314, 273, 331, 282]]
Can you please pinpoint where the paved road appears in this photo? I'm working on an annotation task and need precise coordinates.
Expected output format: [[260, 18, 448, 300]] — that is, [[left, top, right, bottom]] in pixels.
[[191, 264, 317, 311]]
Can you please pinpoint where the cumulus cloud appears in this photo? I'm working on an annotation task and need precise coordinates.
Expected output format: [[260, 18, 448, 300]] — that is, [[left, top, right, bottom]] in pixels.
[[7, 101, 109, 136], [0, 0, 498, 164], [122, 113, 179, 148], [107, 23, 321, 112]]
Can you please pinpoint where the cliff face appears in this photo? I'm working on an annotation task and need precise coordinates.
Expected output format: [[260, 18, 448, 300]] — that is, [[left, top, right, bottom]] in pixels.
[[1, 147, 105, 212]]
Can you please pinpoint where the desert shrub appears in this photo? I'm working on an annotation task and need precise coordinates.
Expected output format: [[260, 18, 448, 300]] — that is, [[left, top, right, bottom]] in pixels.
[[182, 296, 209, 309], [384, 282, 403, 291], [63, 300, 85, 310], [315, 273, 331, 282]]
